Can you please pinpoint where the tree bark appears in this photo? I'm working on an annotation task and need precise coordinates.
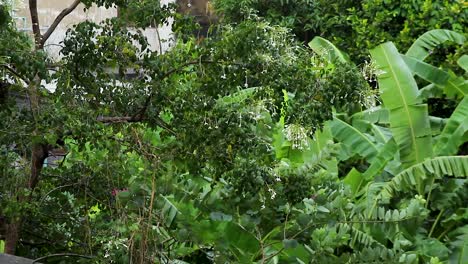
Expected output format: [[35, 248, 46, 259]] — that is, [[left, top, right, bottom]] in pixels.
[[28, 0, 41, 49], [4, 222, 20, 254], [40, 0, 81, 48]]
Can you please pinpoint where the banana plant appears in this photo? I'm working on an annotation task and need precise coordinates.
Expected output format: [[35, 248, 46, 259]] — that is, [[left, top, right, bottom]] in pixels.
[[311, 32, 468, 263], [317, 29, 468, 186]]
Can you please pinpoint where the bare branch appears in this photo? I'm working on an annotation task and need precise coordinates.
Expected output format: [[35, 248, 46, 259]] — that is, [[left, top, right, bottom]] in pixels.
[[40, 0, 81, 48], [28, 0, 41, 48]]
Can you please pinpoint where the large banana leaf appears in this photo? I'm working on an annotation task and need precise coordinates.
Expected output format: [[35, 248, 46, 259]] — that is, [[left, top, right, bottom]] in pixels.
[[371, 42, 433, 168], [406, 29, 466, 61], [379, 156, 468, 199], [351, 107, 389, 125], [434, 97, 468, 156], [402, 54, 468, 99], [458, 55, 468, 72], [344, 138, 398, 196], [308, 36, 350, 63], [362, 138, 398, 180], [329, 117, 379, 160], [402, 54, 450, 86]]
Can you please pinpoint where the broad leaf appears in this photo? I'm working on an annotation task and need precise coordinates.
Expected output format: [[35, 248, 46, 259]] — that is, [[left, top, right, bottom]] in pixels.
[[329, 117, 379, 160], [362, 138, 398, 180], [458, 55, 468, 72], [406, 29, 465, 61], [344, 167, 364, 195], [371, 42, 433, 168], [352, 107, 389, 125], [308, 36, 350, 63], [434, 97, 468, 156]]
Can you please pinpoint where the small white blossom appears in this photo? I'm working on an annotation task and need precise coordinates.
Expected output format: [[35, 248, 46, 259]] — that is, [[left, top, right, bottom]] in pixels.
[[284, 124, 310, 150]]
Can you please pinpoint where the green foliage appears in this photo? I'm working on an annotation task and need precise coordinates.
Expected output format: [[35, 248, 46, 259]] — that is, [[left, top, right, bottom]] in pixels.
[[215, 0, 467, 64], [0, 1, 467, 263]]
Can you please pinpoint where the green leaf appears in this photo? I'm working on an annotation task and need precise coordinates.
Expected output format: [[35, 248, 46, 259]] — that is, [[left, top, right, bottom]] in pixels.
[[351, 107, 389, 125], [210, 212, 233, 221], [458, 55, 468, 72], [362, 138, 398, 180], [402, 54, 450, 87], [406, 29, 466, 61], [401, 55, 467, 99], [161, 195, 180, 227], [216, 87, 258, 106], [308, 36, 350, 63], [283, 239, 299, 249], [343, 168, 364, 195], [317, 206, 330, 213], [371, 42, 433, 168], [434, 97, 468, 156], [329, 117, 379, 160], [380, 156, 468, 198]]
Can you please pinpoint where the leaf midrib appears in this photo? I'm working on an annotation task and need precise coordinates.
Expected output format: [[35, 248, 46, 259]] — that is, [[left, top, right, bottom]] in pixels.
[[381, 46, 420, 164]]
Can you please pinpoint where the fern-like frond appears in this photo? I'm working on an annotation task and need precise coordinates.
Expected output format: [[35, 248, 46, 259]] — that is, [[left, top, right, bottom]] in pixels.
[[338, 223, 387, 249], [380, 156, 468, 199]]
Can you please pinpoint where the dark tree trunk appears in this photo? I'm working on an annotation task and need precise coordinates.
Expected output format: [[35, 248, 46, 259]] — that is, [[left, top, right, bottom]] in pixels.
[[4, 222, 20, 254]]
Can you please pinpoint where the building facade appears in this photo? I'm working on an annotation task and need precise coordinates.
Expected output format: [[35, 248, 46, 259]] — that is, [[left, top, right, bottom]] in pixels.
[[11, 0, 176, 60]]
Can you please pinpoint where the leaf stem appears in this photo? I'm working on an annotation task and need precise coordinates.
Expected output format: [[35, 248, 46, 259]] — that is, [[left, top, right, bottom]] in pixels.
[[428, 209, 444, 238]]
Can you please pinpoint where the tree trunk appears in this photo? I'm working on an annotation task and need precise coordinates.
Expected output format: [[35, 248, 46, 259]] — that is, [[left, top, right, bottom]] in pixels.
[[4, 144, 48, 254], [4, 222, 20, 254]]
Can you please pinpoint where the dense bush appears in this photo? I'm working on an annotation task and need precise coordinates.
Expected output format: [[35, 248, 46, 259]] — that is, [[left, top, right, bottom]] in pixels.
[[215, 0, 467, 63]]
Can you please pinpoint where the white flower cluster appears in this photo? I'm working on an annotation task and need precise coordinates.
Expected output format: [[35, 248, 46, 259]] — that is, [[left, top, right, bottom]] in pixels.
[[361, 59, 385, 82], [103, 238, 129, 261], [284, 124, 310, 150], [360, 88, 381, 109]]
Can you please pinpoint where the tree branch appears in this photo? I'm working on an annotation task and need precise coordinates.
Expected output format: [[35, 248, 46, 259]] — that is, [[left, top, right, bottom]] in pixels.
[[40, 0, 81, 48], [33, 253, 93, 263], [28, 0, 41, 48], [1, 64, 30, 84], [97, 116, 138, 123]]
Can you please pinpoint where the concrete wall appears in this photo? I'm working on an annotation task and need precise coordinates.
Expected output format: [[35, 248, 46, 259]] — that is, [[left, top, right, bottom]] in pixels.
[[13, 0, 175, 60]]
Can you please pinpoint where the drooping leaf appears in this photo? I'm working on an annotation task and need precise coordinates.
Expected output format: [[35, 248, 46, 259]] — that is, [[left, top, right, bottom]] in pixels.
[[380, 156, 468, 199], [308, 36, 350, 63], [434, 97, 468, 156], [161, 195, 180, 227], [362, 138, 398, 180], [371, 42, 433, 168], [329, 117, 379, 160], [401, 55, 468, 98], [351, 107, 389, 125], [402, 54, 450, 86], [406, 29, 466, 61], [402, 55, 468, 99]]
